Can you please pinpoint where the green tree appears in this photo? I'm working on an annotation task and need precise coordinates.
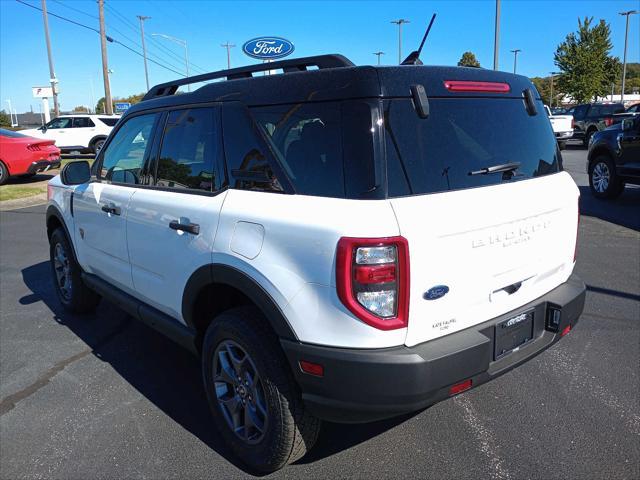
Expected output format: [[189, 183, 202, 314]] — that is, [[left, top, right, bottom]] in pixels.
[[554, 17, 621, 103], [458, 51, 481, 68], [0, 110, 10, 127], [73, 105, 89, 113]]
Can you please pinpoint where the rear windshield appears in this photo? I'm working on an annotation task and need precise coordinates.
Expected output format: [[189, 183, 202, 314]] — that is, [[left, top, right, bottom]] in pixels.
[[384, 98, 562, 197]]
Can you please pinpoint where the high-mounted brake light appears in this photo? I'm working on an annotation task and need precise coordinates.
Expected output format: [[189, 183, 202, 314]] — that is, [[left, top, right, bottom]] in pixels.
[[444, 80, 511, 93], [336, 236, 410, 330]]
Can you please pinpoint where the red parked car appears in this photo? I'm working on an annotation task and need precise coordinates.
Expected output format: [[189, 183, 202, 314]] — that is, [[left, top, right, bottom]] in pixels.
[[0, 128, 61, 185]]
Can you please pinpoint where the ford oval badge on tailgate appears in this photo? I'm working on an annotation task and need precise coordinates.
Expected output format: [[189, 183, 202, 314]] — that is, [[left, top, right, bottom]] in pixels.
[[424, 285, 449, 300], [242, 37, 295, 60]]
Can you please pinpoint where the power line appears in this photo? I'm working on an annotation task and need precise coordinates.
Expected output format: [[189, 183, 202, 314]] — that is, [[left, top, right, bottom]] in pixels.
[[104, 2, 207, 74], [50, 0, 97, 20], [15, 0, 186, 77]]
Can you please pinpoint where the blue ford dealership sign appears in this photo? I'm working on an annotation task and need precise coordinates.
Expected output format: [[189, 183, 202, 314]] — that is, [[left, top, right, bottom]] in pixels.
[[242, 37, 295, 60]]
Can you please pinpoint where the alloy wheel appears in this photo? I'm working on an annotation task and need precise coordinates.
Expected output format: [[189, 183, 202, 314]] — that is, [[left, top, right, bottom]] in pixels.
[[592, 162, 610, 193], [53, 243, 72, 300], [213, 340, 268, 444]]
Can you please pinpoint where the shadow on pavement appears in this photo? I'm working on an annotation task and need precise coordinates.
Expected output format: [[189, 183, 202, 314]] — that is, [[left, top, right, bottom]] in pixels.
[[6, 172, 57, 185], [20, 260, 411, 474], [579, 185, 640, 232]]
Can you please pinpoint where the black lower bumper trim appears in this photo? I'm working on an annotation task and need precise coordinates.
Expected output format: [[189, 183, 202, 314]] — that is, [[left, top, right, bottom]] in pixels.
[[281, 274, 586, 423], [28, 160, 61, 174]]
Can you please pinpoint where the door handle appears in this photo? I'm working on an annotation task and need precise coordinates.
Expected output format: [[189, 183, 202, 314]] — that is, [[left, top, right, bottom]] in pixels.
[[101, 203, 121, 215], [169, 220, 200, 235]]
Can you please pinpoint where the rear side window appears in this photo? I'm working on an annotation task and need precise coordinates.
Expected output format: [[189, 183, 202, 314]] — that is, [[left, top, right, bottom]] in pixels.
[[222, 103, 284, 193], [156, 108, 219, 192], [251, 103, 344, 197], [72, 117, 94, 128], [99, 117, 119, 127], [384, 98, 561, 197]]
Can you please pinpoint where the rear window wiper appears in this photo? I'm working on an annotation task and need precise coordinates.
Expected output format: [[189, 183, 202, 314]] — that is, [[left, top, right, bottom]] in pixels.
[[468, 162, 521, 176]]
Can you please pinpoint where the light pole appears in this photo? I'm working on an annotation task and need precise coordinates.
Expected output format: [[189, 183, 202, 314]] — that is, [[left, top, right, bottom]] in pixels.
[[493, 0, 501, 70], [549, 71, 561, 108], [137, 15, 151, 91], [619, 10, 638, 103], [391, 19, 410, 64], [221, 42, 235, 69], [510, 49, 521, 74], [373, 51, 384, 65], [152, 33, 190, 91], [41, 0, 60, 116]]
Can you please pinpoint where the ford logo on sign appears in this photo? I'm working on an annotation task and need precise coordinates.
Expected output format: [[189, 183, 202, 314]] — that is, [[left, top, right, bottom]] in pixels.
[[242, 37, 295, 60]]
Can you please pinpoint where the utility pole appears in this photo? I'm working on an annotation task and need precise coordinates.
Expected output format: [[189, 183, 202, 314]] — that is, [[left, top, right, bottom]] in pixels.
[[549, 72, 560, 108], [221, 42, 235, 69], [493, 0, 501, 70], [391, 19, 410, 64], [373, 51, 385, 65], [98, 0, 113, 114], [137, 15, 151, 91], [510, 49, 521, 74], [619, 10, 638, 103], [41, 0, 59, 117]]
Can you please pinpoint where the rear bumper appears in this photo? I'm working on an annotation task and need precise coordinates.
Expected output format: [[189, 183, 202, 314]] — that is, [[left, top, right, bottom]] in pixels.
[[281, 273, 586, 423], [27, 159, 61, 174], [555, 131, 573, 140]]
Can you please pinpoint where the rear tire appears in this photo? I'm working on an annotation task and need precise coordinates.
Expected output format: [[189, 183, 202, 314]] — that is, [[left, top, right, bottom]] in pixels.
[[49, 228, 101, 313], [0, 161, 8, 186], [589, 155, 624, 199], [91, 138, 106, 155], [201, 306, 320, 473]]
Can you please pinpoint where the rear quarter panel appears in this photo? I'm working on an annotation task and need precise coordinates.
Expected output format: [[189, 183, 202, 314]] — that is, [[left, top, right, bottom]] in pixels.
[[215, 189, 407, 348]]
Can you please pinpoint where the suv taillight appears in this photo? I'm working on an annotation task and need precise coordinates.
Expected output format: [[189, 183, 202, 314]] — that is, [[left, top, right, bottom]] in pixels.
[[336, 236, 410, 330], [571, 118, 575, 129], [604, 117, 613, 127]]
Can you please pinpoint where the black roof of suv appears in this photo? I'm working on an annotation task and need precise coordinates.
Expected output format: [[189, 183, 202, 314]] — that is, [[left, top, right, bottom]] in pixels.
[[116, 54, 560, 201], [129, 54, 537, 112]]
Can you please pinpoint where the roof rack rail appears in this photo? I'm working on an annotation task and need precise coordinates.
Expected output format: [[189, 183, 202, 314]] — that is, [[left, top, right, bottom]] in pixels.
[[142, 54, 355, 101]]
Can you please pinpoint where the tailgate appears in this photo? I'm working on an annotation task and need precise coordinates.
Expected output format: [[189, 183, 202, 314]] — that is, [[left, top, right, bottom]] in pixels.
[[391, 172, 579, 347]]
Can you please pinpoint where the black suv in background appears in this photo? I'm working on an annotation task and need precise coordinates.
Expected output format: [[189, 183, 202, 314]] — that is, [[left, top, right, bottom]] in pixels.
[[587, 116, 640, 198], [565, 103, 625, 146]]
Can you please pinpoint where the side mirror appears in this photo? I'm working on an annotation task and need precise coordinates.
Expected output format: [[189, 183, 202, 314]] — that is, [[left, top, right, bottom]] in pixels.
[[61, 161, 91, 185], [39, 125, 47, 132], [621, 118, 634, 131]]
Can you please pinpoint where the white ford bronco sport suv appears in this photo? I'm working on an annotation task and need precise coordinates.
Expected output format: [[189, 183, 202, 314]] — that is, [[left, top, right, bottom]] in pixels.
[[21, 114, 119, 154], [46, 54, 586, 472]]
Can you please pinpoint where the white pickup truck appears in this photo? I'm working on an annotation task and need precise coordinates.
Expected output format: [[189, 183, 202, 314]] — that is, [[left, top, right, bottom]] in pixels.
[[545, 105, 573, 149]]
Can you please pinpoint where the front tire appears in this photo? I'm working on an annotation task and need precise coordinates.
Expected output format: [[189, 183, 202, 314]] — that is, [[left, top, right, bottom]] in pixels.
[[0, 161, 8, 185], [49, 228, 101, 313], [589, 155, 624, 199], [202, 307, 320, 473]]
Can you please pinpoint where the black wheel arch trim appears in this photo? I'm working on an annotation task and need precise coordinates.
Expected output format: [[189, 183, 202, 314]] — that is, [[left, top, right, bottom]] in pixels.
[[46, 204, 79, 264], [90, 135, 108, 148], [182, 264, 298, 341]]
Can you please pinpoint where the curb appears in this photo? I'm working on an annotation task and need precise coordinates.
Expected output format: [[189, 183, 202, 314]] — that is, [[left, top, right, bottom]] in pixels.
[[0, 193, 47, 212]]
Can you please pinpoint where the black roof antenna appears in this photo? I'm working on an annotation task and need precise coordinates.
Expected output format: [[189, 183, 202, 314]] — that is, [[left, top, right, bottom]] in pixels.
[[401, 14, 437, 65]]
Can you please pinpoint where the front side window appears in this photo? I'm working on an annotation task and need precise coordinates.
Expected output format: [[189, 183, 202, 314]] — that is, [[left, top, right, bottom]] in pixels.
[[155, 108, 219, 192], [99, 113, 158, 184], [46, 117, 72, 129], [99, 117, 119, 127]]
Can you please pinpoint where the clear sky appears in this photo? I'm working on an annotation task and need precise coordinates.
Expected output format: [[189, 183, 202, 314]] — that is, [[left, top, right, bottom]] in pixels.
[[1, 0, 639, 113]]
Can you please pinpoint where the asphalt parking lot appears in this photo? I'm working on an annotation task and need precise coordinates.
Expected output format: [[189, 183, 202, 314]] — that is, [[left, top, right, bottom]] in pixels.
[[0, 145, 638, 479]]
